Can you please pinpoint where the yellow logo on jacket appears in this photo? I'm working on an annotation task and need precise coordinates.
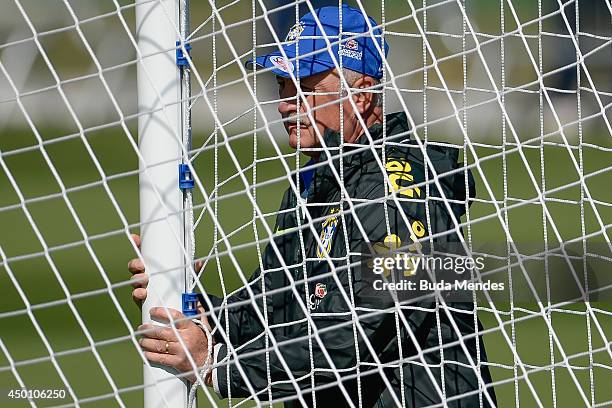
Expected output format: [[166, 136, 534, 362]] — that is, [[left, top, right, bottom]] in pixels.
[[317, 208, 340, 259], [385, 159, 421, 198], [367, 220, 427, 276]]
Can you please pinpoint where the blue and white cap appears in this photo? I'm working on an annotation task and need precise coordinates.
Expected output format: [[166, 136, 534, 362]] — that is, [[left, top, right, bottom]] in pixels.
[[246, 4, 388, 79]]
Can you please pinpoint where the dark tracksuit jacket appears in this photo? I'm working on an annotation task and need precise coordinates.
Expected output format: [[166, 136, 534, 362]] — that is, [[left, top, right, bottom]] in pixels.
[[208, 112, 497, 407]]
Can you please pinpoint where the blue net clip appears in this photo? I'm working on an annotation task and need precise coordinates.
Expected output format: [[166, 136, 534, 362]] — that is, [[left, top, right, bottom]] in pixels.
[[178, 164, 194, 190], [182, 292, 204, 317], [176, 41, 192, 67]]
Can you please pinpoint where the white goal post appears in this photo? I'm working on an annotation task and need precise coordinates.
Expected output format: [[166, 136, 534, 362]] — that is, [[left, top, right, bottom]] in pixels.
[[0, 1, 610, 408], [136, 0, 191, 406]]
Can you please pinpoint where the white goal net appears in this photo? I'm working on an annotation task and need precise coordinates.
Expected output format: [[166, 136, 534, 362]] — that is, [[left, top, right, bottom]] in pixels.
[[0, 0, 610, 407]]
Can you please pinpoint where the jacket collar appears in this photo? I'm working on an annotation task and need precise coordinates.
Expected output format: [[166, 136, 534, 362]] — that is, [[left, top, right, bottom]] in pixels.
[[305, 112, 411, 201], [319, 111, 410, 167], [299, 111, 472, 220]]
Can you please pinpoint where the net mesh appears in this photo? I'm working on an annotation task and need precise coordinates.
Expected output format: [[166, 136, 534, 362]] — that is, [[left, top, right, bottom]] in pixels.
[[0, 0, 610, 407]]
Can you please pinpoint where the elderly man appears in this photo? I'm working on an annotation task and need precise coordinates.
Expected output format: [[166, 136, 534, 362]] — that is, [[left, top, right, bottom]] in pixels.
[[130, 4, 497, 407]]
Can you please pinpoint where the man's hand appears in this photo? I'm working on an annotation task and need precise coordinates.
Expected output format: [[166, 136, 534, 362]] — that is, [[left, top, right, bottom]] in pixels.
[[128, 234, 204, 307], [128, 234, 214, 385], [128, 234, 148, 308], [138, 307, 214, 384]]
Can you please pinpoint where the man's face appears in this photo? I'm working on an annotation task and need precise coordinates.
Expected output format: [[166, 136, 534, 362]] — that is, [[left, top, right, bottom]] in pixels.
[[276, 70, 358, 154]]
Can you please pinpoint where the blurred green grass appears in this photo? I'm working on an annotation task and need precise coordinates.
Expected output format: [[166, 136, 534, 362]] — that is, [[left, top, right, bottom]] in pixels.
[[0, 126, 610, 407]]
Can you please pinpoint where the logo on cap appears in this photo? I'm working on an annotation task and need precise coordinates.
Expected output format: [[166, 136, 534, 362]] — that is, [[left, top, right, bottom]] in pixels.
[[345, 39, 359, 50], [270, 56, 294, 73], [285, 22, 305, 42], [339, 39, 363, 60]]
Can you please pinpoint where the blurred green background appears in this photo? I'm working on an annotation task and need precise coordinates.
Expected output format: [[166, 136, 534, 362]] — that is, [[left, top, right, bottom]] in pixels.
[[0, 125, 610, 407], [0, 0, 610, 407]]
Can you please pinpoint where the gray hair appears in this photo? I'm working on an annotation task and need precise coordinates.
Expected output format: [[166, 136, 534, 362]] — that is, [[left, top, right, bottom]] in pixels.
[[341, 68, 383, 108]]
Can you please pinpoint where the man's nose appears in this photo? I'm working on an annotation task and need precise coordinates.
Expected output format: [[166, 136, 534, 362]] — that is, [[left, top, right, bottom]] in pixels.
[[277, 81, 298, 116], [277, 99, 295, 116], [278, 94, 298, 117]]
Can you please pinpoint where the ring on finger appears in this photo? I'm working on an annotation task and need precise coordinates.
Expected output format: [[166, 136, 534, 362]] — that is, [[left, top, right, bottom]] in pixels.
[[165, 342, 170, 354]]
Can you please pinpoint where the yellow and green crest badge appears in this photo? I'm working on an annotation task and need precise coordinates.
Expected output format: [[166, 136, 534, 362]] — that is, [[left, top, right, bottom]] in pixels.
[[285, 22, 305, 42], [317, 208, 340, 259]]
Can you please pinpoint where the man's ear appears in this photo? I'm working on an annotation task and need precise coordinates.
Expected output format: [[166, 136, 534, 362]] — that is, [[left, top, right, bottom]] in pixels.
[[351, 75, 377, 114]]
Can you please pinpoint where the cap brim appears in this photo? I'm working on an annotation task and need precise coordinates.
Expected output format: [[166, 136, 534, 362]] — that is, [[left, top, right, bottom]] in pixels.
[[245, 53, 335, 78]]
